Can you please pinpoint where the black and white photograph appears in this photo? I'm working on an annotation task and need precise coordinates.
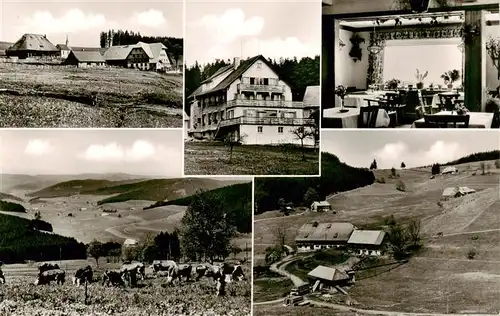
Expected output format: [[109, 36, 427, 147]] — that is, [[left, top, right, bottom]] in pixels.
[[0, 129, 252, 315], [321, 0, 499, 129], [0, 1, 183, 128], [184, 0, 320, 176], [253, 130, 500, 316]]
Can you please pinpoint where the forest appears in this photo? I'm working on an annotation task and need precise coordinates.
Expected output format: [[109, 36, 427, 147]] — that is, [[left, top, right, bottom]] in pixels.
[[99, 29, 183, 66], [184, 55, 320, 115], [0, 213, 87, 264], [443, 150, 500, 166], [255, 152, 375, 214], [0, 200, 26, 213]]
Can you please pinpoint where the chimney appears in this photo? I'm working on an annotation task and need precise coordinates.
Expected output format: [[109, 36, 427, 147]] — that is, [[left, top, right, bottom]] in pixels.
[[233, 57, 240, 69]]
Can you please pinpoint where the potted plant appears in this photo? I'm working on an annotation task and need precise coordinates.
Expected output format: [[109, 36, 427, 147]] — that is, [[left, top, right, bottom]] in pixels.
[[385, 78, 401, 90], [486, 36, 499, 79], [415, 69, 428, 90], [441, 70, 460, 90], [335, 85, 348, 112]]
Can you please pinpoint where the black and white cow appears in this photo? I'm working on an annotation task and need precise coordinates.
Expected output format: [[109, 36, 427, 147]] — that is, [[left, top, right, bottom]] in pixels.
[[150, 260, 177, 275], [195, 264, 210, 281], [36, 269, 65, 285], [120, 262, 145, 280], [205, 263, 245, 282], [0, 268, 5, 284], [102, 270, 124, 287], [38, 263, 60, 276], [167, 264, 192, 284], [72, 265, 93, 286]]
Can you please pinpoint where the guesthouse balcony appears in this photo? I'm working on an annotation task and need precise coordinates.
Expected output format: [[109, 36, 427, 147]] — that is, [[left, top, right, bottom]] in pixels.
[[219, 116, 315, 127], [237, 83, 285, 94], [226, 99, 305, 108]]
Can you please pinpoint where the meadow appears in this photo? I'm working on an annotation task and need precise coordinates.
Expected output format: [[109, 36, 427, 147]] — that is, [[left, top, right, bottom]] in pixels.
[[0, 62, 182, 128]]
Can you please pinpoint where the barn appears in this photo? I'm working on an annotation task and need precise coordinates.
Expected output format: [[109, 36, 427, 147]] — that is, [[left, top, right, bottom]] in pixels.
[[442, 186, 476, 200], [441, 166, 458, 175], [347, 230, 386, 256], [64, 51, 106, 67], [307, 265, 352, 291], [311, 201, 332, 212], [6, 34, 59, 59], [295, 222, 355, 252]]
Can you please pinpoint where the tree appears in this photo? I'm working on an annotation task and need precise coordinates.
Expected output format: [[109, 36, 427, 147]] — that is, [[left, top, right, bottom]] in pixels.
[[87, 240, 104, 267], [391, 167, 397, 178], [396, 180, 406, 192], [387, 223, 409, 259], [223, 131, 247, 163], [480, 162, 486, 175], [180, 189, 236, 263], [401, 162, 406, 168], [406, 219, 421, 248], [290, 126, 314, 160], [431, 163, 441, 175], [370, 159, 378, 170], [303, 187, 319, 207], [495, 159, 500, 169]]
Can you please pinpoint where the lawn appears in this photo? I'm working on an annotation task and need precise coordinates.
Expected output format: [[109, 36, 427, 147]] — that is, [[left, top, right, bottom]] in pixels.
[[184, 141, 319, 175], [284, 250, 350, 281], [253, 270, 294, 303], [0, 62, 182, 127], [254, 305, 360, 316]]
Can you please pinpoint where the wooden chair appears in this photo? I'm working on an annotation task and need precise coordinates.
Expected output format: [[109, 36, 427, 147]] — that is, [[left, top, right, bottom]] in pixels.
[[403, 90, 425, 123], [358, 106, 379, 128], [365, 97, 397, 127], [438, 93, 460, 111], [491, 111, 500, 128], [423, 114, 470, 128]]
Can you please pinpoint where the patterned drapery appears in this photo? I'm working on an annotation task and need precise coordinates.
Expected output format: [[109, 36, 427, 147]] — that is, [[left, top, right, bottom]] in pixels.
[[365, 25, 462, 88]]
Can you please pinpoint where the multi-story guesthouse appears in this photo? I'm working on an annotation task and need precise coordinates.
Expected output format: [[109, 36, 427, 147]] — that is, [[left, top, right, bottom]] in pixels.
[[187, 55, 318, 145]]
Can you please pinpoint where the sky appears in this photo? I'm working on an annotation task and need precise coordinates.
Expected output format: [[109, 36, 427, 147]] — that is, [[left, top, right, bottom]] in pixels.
[[322, 130, 500, 169], [185, 0, 321, 65], [0, 129, 183, 177], [0, 0, 183, 47]]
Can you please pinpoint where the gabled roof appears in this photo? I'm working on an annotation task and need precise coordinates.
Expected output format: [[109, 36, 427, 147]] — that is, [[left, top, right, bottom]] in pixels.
[[312, 201, 330, 207], [189, 55, 287, 99], [347, 230, 386, 246], [103, 45, 136, 60], [56, 44, 70, 50], [442, 186, 476, 197], [296, 222, 354, 242], [200, 64, 233, 84], [308, 265, 349, 282], [70, 46, 104, 53], [7, 34, 58, 52], [442, 166, 457, 173], [69, 50, 106, 63], [139, 42, 168, 63], [303, 85, 320, 107]]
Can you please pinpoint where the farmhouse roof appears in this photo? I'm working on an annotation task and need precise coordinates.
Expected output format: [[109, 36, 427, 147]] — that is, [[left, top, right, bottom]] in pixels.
[[7, 34, 58, 52], [312, 201, 330, 207], [307, 265, 349, 282], [189, 55, 289, 99], [347, 230, 386, 246], [138, 42, 168, 63], [303, 85, 320, 107], [69, 51, 106, 63], [295, 222, 354, 242], [103, 45, 136, 60], [442, 166, 457, 174], [124, 238, 138, 246], [56, 44, 70, 50], [442, 186, 476, 197]]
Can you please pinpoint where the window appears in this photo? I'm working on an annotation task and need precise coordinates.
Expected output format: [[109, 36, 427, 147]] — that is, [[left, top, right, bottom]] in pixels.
[[278, 127, 283, 133], [256, 61, 262, 69], [250, 77, 255, 85], [257, 126, 263, 133], [263, 78, 269, 85]]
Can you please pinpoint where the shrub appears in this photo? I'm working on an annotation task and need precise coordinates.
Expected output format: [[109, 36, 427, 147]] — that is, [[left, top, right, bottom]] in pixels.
[[376, 177, 386, 183], [467, 248, 477, 259], [437, 201, 443, 208], [396, 180, 406, 192], [495, 160, 500, 169]]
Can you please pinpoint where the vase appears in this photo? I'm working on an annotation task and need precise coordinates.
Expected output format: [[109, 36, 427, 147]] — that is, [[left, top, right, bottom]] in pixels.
[[416, 82, 424, 90], [447, 84, 453, 91]]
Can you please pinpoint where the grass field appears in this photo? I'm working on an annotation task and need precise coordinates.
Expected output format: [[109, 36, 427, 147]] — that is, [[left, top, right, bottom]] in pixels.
[[184, 141, 319, 175], [254, 306, 359, 316], [1, 259, 251, 316], [0, 63, 182, 127], [253, 160, 500, 313]]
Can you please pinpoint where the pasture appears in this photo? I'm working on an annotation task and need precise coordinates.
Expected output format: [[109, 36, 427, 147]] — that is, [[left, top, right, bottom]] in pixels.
[[184, 141, 319, 175], [0, 259, 251, 316], [253, 160, 500, 313], [0, 62, 182, 127]]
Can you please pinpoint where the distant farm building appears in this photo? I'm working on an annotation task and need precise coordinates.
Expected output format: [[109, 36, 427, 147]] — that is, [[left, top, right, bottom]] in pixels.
[[103, 42, 172, 70], [296, 222, 355, 252], [307, 265, 352, 291], [441, 166, 458, 175], [347, 230, 386, 256], [311, 201, 332, 212], [442, 187, 476, 200], [123, 239, 138, 247], [6, 34, 59, 59], [56, 44, 71, 59], [64, 51, 106, 67]]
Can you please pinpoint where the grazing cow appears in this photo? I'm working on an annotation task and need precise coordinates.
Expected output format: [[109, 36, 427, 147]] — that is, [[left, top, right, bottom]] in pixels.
[[150, 260, 177, 274], [72, 265, 93, 286], [205, 263, 245, 282], [102, 270, 124, 287], [167, 264, 192, 284], [120, 262, 145, 280], [122, 268, 138, 287], [0, 268, 5, 284], [36, 269, 65, 285], [38, 263, 60, 275], [195, 264, 209, 281]]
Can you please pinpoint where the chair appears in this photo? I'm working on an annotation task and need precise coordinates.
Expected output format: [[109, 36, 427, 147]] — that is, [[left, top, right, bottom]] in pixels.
[[359, 106, 379, 128], [423, 114, 470, 128], [365, 97, 397, 127], [491, 111, 500, 128], [404, 90, 425, 123], [438, 93, 460, 111]]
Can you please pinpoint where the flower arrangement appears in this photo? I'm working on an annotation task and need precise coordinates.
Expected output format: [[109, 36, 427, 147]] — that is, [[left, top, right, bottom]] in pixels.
[[385, 78, 401, 90], [455, 103, 469, 115], [335, 85, 347, 99], [486, 36, 499, 78], [441, 70, 460, 88], [415, 69, 428, 89]]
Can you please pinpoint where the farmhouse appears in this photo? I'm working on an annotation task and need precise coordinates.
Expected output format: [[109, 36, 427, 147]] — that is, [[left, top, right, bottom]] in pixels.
[[102, 42, 172, 71], [56, 44, 71, 59], [64, 51, 106, 67], [296, 222, 355, 252], [442, 186, 476, 200], [187, 55, 319, 145], [307, 265, 352, 291], [311, 201, 332, 212], [347, 230, 386, 256], [6, 33, 59, 59], [124, 239, 138, 247], [441, 166, 458, 175]]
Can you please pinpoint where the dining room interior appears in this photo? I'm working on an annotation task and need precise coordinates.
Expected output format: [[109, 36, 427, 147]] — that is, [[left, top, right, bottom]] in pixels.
[[322, 0, 500, 129]]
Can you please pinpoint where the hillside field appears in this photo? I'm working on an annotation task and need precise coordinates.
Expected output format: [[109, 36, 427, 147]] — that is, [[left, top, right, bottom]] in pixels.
[[254, 159, 500, 313], [0, 62, 182, 128]]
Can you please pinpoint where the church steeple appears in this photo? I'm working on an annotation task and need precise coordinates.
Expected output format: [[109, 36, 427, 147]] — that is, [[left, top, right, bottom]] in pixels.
[[65, 34, 69, 46]]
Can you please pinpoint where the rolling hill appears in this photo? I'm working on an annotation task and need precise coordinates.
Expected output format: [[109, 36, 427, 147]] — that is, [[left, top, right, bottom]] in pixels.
[[0, 192, 23, 202]]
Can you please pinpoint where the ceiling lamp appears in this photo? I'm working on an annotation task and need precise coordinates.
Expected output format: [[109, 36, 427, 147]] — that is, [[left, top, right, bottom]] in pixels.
[[367, 21, 383, 55]]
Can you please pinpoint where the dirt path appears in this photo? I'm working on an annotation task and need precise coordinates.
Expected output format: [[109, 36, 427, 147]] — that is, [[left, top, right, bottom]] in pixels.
[[432, 228, 500, 238], [254, 210, 308, 223]]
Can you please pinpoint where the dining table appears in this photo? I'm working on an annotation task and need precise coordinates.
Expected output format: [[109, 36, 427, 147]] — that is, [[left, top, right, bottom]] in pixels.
[[412, 110, 494, 128], [431, 91, 465, 107], [338, 90, 396, 108], [323, 107, 391, 128]]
